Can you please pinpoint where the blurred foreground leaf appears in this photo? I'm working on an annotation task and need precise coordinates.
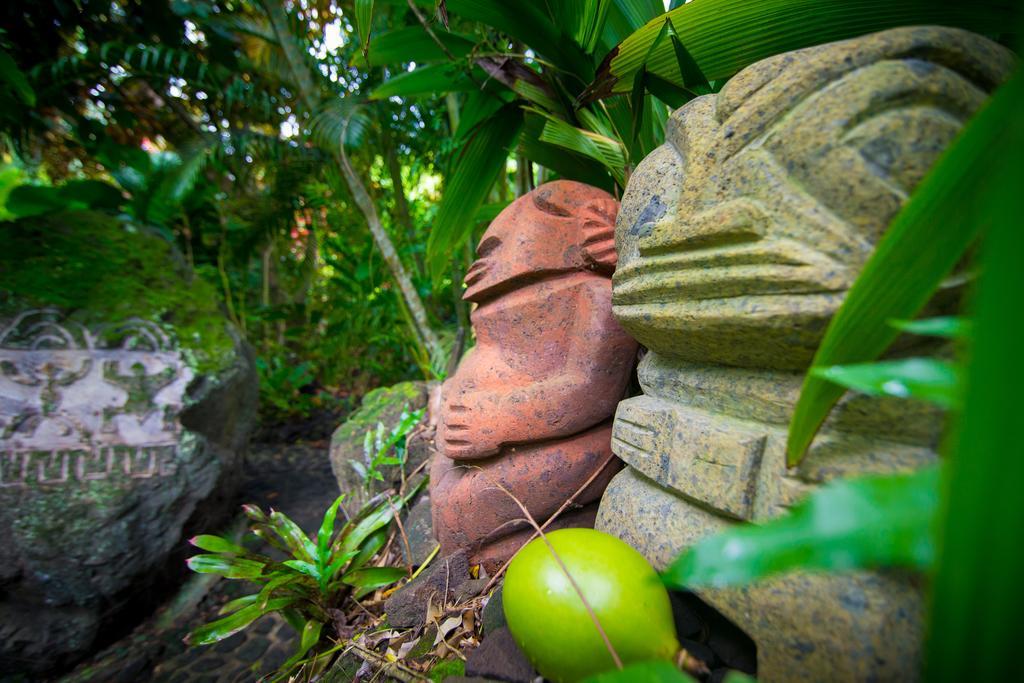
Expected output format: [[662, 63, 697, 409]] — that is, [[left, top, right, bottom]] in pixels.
[[582, 660, 695, 683], [925, 63, 1024, 683], [663, 466, 940, 589], [787, 61, 1021, 465], [812, 358, 960, 409]]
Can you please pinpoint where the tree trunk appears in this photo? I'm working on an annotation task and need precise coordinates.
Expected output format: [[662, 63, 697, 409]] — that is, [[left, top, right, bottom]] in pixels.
[[337, 145, 444, 362], [382, 126, 424, 278], [261, 0, 443, 365], [516, 152, 532, 197]]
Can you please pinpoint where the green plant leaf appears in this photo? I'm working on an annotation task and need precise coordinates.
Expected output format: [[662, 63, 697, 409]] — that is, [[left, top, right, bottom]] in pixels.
[[281, 619, 324, 674], [890, 316, 971, 340], [0, 48, 36, 106], [6, 180, 123, 218], [218, 594, 260, 616], [370, 63, 480, 100], [280, 608, 305, 633], [426, 103, 523, 284], [548, 0, 613, 55], [186, 597, 295, 646], [583, 0, 1014, 101], [187, 554, 266, 579], [442, 0, 593, 78], [474, 200, 511, 226], [662, 466, 940, 589], [355, 0, 375, 60], [535, 113, 627, 187], [582, 660, 696, 682], [786, 56, 1020, 465], [323, 549, 360, 584], [342, 566, 407, 598], [348, 528, 388, 572], [190, 534, 249, 555], [925, 58, 1024, 683], [283, 560, 321, 581], [251, 524, 293, 555], [241, 504, 268, 523], [812, 358, 960, 409], [257, 573, 304, 611], [317, 494, 346, 560], [367, 27, 476, 67], [269, 510, 317, 563], [5, 185, 68, 218], [597, 0, 665, 61], [519, 113, 615, 191], [722, 675, 756, 683], [338, 496, 398, 557]]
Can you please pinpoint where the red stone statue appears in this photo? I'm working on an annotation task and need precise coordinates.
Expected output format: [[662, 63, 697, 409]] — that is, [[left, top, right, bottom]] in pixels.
[[430, 180, 637, 571]]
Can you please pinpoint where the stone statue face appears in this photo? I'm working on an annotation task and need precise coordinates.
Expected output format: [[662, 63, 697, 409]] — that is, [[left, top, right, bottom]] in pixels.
[[597, 27, 1014, 683], [463, 181, 618, 303], [613, 26, 1014, 370]]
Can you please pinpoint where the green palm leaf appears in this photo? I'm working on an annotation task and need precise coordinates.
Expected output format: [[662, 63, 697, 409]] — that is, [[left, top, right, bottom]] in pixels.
[[426, 103, 523, 283], [366, 27, 476, 67], [583, 0, 1015, 102], [370, 63, 480, 99], [355, 0, 375, 61]]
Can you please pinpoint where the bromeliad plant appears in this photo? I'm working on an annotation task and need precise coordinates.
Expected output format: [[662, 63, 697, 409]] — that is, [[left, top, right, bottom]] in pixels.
[[184, 490, 416, 677], [352, 405, 426, 494]]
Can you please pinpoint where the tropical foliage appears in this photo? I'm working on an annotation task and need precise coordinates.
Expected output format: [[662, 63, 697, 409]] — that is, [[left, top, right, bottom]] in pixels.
[[186, 490, 415, 679], [2, 0, 1022, 680]]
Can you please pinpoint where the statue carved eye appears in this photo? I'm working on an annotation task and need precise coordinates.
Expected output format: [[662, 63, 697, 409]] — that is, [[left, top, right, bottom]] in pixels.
[[476, 236, 502, 258], [638, 198, 769, 257]]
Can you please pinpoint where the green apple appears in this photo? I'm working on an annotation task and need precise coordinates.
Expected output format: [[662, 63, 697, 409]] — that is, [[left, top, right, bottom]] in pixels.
[[502, 528, 680, 682]]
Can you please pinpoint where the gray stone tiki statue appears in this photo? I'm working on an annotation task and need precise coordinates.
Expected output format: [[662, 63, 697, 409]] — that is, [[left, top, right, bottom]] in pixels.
[[596, 26, 1014, 682]]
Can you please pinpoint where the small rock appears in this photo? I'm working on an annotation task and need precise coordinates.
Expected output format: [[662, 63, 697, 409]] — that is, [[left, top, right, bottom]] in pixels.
[[401, 495, 438, 567], [464, 627, 536, 683], [329, 381, 436, 516], [481, 587, 507, 636], [384, 551, 472, 628]]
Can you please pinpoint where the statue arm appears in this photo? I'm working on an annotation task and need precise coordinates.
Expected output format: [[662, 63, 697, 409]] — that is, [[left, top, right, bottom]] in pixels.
[[441, 290, 634, 460]]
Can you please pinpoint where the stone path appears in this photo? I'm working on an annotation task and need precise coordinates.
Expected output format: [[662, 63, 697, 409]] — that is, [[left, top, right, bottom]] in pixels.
[[56, 442, 339, 683]]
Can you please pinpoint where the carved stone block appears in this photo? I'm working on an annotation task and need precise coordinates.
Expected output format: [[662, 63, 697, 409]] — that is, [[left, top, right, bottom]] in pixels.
[[596, 26, 1014, 683]]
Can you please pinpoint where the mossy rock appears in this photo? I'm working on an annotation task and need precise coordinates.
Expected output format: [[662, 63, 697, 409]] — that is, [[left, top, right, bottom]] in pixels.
[[0, 211, 258, 675], [329, 381, 435, 515]]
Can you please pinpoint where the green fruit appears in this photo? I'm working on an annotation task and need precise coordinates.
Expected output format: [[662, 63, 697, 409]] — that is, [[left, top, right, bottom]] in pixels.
[[502, 528, 680, 682]]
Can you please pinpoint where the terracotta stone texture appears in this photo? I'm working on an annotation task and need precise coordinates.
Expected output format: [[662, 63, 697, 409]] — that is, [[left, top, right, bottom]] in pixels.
[[431, 180, 636, 572], [595, 27, 1014, 683]]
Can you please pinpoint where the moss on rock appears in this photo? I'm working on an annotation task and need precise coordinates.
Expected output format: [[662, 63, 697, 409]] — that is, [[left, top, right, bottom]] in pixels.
[[0, 210, 233, 373]]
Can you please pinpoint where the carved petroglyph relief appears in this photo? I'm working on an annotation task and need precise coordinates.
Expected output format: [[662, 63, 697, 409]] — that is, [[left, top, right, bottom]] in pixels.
[[0, 310, 192, 487]]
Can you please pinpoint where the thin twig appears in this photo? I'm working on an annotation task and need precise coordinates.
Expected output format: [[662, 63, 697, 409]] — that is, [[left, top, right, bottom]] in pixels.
[[408, 544, 441, 582], [389, 499, 415, 575], [405, 0, 455, 61], [481, 451, 617, 596], [481, 472, 623, 670], [347, 642, 428, 683]]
